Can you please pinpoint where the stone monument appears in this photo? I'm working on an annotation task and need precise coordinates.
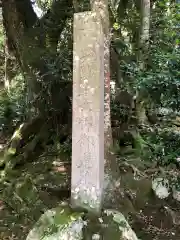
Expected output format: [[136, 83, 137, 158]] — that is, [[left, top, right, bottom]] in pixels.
[[71, 11, 104, 214], [26, 9, 138, 240]]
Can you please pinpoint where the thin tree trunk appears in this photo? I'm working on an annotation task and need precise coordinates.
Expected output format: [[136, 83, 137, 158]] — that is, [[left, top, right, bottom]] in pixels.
[[4, 38, 12, 90], [90, 0, 120, 207], [138, 0, 150, 70], [4, 43, 10, 90], [136, 0, 150, 124]]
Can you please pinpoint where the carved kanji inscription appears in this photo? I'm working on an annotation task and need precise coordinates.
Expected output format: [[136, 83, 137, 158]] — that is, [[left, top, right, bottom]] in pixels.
[[71, 11, 104, 213]]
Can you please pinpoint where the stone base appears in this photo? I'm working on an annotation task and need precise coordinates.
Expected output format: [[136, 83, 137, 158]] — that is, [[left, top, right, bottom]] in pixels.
[[26, 205, 138, 240]]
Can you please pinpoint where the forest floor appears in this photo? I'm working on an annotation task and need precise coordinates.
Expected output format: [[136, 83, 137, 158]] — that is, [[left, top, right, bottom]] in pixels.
[[1, 194, 180, 239], [0, 143, 180, 239]]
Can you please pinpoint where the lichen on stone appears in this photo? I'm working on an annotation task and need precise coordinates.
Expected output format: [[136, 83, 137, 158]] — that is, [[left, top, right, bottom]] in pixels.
[[26, 205, 85, 240]]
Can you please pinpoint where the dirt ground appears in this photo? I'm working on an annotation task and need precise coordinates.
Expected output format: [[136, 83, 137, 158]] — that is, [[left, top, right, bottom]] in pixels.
[[1, 195, 180, 239], [131, 198, 180, 239], [0, 149, 180, 239]]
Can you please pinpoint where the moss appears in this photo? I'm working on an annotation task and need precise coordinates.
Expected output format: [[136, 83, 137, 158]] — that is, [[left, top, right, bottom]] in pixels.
[[2, 175, 47, 220], [84, 209, 138, 239], [27, 205, 84, 240], [132, 131, 148, 155]]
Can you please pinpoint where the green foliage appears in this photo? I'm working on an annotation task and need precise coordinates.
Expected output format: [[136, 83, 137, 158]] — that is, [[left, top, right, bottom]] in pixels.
[[141, 126, 180, 166], [0, 74, 28, 133], [137, 2, 180, 109], [137, 30, 180, 109], [0, 26, 4, 49], [35, 0, 53, 11], [111, 0, 180, 110], [59, 138, 71, 157]]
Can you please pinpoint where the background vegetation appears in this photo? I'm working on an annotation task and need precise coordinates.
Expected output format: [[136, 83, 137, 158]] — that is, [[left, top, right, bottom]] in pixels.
[[0, 0, 179, 239]]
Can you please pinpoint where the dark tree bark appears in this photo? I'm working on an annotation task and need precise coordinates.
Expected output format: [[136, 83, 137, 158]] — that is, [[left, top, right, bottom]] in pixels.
[[2, 0, 73, 119], [135, 0, 150, 125], [0, 0, 74, 215], [41, 0, 72, 52], [90, 0, 121, 209], [0, 0, 73, 174]]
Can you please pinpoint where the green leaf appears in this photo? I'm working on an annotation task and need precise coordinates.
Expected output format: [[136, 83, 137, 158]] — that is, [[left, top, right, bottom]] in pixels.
[[113, 22, 120, 30]]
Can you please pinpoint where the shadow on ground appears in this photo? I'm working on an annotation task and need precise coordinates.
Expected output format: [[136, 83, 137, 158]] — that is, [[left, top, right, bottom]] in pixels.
[[0, 152, 180, 239]]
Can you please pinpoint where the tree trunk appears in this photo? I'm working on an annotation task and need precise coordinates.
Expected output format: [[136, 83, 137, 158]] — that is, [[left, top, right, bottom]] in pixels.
[[138, 0, 150, 70], [4, 38, 16, 90], [4, 42, 11, 90], [136, 0, 150, 125], [90, 0, 120, 207], [0, 0, 73, 179], [2, 0, 73, 119]]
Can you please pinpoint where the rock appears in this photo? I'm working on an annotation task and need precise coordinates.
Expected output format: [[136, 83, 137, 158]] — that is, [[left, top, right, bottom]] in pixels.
[[152, 177, 170, 199], [172, 187, 180, 202], [26, 206, 139, 240], [26, 204, 85, 240], [157, 108, 174, 116], [84, 209, 139, 239], [101, 209, 139, 240], [164, 206, 180, 225], [2, 175, 47, 220]]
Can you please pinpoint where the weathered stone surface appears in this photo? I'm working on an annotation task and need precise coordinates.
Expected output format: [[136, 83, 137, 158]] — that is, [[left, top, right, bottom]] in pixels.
[[101, 209, 139, 240], [172, 189, 180, 202], [152, 177, 170, 199], [83, 209, 139, 240], [71, 11, 104, 214], [26, 208, 138, 240], [26, 205, 84, 240]]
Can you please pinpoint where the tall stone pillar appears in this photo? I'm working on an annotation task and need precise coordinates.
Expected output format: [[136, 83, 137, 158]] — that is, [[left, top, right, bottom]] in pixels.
[[71, 11, 104, 214]]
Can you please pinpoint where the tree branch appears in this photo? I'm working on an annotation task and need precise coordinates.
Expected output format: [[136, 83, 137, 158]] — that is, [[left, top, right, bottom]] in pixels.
[[15, 0, 38, 28], [2, 0, 72, 118], [37, 0, 73, 52]]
